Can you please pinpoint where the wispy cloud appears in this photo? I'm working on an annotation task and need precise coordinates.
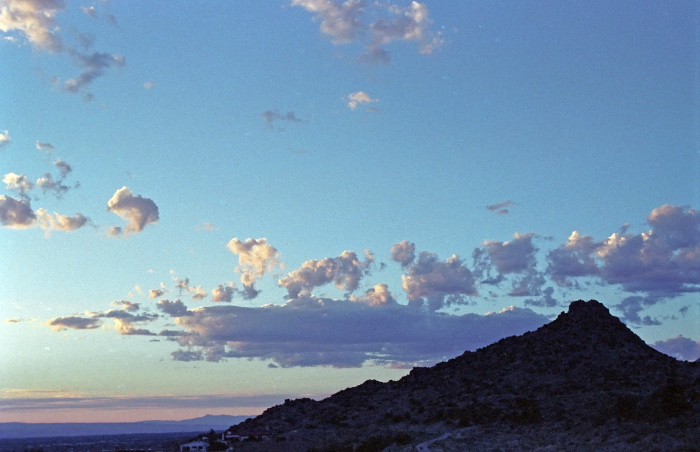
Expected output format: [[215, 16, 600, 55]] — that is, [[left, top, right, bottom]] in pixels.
[[45, 315, 101, 331], [262, 109, 306, 129], [36, 140, 55, 151], [486, 200, 516, 215]]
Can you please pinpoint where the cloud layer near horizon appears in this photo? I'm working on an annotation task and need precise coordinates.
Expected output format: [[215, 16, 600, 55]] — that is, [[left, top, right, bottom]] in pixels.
[[36, 203, 700, 368]]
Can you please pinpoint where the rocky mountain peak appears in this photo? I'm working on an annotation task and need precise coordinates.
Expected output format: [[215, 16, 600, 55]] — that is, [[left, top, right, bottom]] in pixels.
[[227, 300, 700, 451]]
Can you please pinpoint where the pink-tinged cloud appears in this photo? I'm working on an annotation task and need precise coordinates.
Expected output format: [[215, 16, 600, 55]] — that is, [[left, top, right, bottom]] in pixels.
[[279, 250, 371, 298], [211, 283, 235, 302], [345, 91, 377, 110], [390, 240, 415, 268], [401, 251, 476, 311], [107, 187, 159, 235], [172, 296, 548, 367], [36, 209, 89, 232]]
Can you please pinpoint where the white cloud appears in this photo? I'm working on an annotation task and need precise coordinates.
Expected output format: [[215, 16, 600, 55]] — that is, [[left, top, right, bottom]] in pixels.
[[291, 0, 443, 63], [211, 283, 235, 302], [36, 209, 89, 232], [227, 238, 281, 295], [345, 91, 378, 110], [0, 130, 10, 147], [0, 0, 65, 52], [106, 186, 159, 235], [3, 173, 33, 199]]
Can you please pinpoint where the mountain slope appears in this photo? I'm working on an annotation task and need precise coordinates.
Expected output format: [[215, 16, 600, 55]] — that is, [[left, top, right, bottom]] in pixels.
[[228, 300, 700, 451]]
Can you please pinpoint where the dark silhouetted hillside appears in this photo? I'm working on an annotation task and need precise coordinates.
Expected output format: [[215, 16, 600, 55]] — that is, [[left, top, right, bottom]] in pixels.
[[227, 300, 700, 451]]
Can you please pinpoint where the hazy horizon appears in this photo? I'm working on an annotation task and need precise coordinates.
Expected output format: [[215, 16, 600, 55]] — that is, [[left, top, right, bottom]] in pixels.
[[2, 1, 698, 423]]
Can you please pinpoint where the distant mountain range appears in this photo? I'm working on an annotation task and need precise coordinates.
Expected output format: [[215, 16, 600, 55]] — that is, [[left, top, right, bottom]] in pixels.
[[0, 414, 249, 439], [228, 300, 700, 451]]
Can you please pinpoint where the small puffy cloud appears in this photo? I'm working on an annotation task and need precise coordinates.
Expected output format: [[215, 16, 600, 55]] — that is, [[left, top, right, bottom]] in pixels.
[[227, 238, 281, 294], [262, 110, 306, 128], [350, 283, 397, 307], [172, 296, 548, 367], [0, 0, 65, 52], [477, 233, 537, 275], [149, 288, 166, 299], [0, 195, 36, 228], [36, 141, 55, 151], [279, 250, 371, 298], [486, 200, 516, 215], [107, 186, 159, 234], [291, 0, 363, 45], [211, 283, 235, 302], [35, 159, 76, 199], [46, 315, 101, 331], [157, 299, 191, 317], [143, 81, 156, 89], [0, 130, 10, 147], [3, 173, 33, 199], [99, 309, 158, 335], [401, 251, 476, 311], [390, 240, 415, 268], [36, 209, 89, 232], [652, 335, 700, 362], [191, 285, 207, 301], [345, 91, 378, 110]]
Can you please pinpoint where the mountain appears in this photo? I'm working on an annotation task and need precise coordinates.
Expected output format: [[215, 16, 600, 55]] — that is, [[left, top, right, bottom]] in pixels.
[[227, 300, 700, 451], [0, 414, 250, 439]]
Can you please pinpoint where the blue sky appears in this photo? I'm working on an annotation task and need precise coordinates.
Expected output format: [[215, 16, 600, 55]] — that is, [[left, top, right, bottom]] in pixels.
[[1, 0, 699, 422]]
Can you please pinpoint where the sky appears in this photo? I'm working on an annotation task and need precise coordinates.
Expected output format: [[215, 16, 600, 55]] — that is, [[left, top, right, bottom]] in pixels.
[[1, 0, 699, 423]]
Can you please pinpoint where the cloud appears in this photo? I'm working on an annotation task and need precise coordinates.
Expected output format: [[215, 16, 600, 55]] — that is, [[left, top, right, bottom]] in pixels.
[[36, 141, 55, 151], [652, 335, 700, 361], [36, 209, 89, 232], [172, 296, 548, 367], [63, 49, 125, 98], [345, 91, 377, 110], [0, 130, 10, 147], [211, 283, 235, 302], [111, 300, 141, 312], [45, 315, 101, 331], [279, 250, 372, 298], [390, 240, 415, 268], [349, 283, 397, 307], [143, 81, 156, 89], [81, 5, 97, 18], [149, 288, 166, 299], [99, 309, 159, 336], [0, 195, 36, 228], [157, 299, 191, 317], [36, 159, 75, 198], [291, 0, 443, 63], [401, 251, 476, 311], [107, 187, 159, 235], [547, 205, 700, 297], [0, 0, 65, 52], [486, 200, 516, 215], [227, 238, 281, 295], [3, 173, 33, 199], [191, 286, 207, 301], [262, 110, 306, 128]]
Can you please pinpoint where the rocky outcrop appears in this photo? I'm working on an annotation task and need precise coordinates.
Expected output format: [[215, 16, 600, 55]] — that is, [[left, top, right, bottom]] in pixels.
[[227, 300, 700, 451]]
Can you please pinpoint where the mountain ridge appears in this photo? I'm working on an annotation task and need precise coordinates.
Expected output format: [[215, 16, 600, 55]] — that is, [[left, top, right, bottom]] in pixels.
[[227, 300, 700, 451]]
